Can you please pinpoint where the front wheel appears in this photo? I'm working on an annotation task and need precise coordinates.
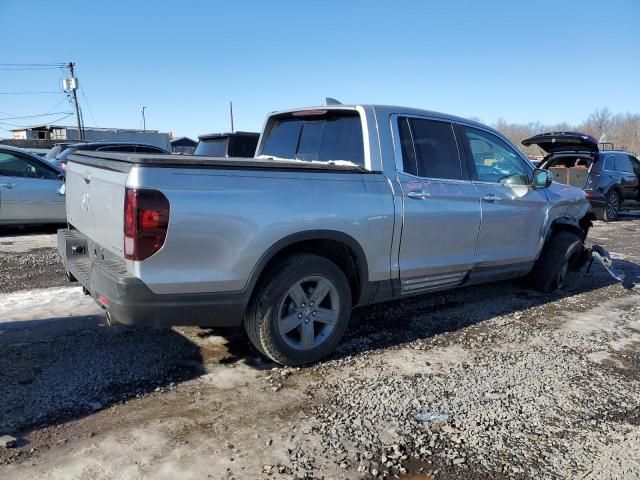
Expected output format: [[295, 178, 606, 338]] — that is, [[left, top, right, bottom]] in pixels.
[[245, 254, 352, 366], [528, 232, 584, 293]]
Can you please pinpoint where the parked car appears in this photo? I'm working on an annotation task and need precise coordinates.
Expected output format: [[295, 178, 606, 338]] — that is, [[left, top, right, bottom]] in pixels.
[[0, 145, 66, 226], [523, 132, 640, 221], [58, 105, 593, 366], [194, 131, 260, 157], [52, 142, 170, 170]]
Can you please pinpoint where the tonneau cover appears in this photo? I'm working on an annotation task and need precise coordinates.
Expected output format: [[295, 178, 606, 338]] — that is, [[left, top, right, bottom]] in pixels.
[[68, 151, 368, 172]]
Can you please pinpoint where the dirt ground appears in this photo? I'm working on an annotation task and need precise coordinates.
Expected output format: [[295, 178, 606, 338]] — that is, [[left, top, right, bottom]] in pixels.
[[0, 216, 639, 480]]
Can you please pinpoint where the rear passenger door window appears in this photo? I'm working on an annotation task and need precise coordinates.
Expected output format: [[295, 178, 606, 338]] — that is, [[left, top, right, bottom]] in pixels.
[[397, 117, 463, 180]]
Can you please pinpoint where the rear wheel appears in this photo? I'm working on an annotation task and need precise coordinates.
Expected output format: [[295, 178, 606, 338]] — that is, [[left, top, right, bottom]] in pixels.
[[602, 190, 620, 222], [528, 231, 584, 293], [245, 254, 352, 366]]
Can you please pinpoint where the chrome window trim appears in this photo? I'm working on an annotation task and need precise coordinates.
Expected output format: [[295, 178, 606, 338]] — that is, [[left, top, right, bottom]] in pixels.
[[390, 113, 470, 183]]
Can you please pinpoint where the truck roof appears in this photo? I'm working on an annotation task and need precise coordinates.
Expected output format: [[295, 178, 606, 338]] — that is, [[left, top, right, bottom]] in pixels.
[[270, 104, 490, 131]]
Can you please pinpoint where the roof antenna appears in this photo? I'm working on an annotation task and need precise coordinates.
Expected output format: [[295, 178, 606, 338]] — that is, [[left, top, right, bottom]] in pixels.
[[324, 97, 342, 106]]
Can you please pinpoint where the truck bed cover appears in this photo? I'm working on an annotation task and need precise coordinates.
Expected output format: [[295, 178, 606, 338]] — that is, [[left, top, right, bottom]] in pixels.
[[68, 151, 369, 173]]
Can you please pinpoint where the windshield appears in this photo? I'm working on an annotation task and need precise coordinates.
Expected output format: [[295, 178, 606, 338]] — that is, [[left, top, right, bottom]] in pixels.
[[261, 111, 364, 166], [194, 138, 228, 156]]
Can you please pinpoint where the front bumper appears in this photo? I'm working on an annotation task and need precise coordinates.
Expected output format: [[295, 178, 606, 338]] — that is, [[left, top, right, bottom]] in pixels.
[[57, 229, 246, 327]]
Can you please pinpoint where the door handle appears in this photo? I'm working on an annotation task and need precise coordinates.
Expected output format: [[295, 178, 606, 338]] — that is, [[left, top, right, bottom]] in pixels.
[[0, 183, 15, 189], [407, 190, 431, 200], [83, 176, 91, 184], [482, 194, 501, 202]]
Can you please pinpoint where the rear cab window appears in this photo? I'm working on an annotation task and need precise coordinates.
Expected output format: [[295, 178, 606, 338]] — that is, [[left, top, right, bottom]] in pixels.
[[260, 110, 365, 167]]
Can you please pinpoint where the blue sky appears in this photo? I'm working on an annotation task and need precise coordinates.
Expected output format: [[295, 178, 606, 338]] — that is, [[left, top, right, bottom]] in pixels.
[[1, 0, 639, 138]]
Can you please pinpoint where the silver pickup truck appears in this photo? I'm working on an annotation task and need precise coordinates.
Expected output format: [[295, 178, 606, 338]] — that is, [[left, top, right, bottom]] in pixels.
[[58, 104, 592, 365]]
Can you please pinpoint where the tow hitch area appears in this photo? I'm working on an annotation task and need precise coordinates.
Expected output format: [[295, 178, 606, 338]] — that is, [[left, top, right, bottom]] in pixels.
[[587, 245, 630, 287]]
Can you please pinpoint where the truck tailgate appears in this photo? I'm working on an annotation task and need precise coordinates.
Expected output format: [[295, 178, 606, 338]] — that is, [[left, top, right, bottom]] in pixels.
[[65, 160, 128, 257]]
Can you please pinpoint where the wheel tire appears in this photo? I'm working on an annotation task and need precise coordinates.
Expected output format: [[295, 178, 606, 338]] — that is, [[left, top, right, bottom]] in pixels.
[[528, 231, 584, 293], [602, 190, 620, 222], [245, 254, 352, 366]]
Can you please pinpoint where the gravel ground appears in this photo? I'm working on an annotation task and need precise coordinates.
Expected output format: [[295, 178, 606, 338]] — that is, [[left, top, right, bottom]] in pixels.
[[0, 248, 67, 293], [0, 217, 639, 479], [0, 225, 67, 293]]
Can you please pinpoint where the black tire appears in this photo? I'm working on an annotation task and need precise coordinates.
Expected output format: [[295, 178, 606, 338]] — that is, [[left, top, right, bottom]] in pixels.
[[601, 190, 620, 222], [244, 254, 352, 366], [528, 231, 584, 293]]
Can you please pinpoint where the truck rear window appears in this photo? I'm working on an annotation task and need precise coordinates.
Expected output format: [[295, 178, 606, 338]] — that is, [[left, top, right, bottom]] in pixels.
[[261, 112, 364, 166]]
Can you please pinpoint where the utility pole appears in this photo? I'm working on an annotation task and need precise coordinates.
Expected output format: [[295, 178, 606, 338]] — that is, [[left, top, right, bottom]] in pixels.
[[229, 101, 234, 133], [66, 62, 85, 141], [141, 106, 147, 132]]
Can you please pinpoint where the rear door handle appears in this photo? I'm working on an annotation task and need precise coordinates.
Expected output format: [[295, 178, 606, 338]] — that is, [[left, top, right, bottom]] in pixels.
[[482, 194, 501, 202], [0, 183, 15, 189], [407, 190, 431, 200]]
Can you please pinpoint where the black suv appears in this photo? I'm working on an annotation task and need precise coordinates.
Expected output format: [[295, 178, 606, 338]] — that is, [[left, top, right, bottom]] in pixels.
[[194, 132, 259, 158], [52, 142, 170, 170], [523, 132, 640, 221]]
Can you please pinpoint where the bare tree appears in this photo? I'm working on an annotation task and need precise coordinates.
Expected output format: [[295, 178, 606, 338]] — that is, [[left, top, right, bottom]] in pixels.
[[493, 107, 640, 157]]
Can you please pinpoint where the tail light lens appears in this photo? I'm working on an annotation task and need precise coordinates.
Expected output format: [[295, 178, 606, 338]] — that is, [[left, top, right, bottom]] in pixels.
[[124, 187, 170, 261]]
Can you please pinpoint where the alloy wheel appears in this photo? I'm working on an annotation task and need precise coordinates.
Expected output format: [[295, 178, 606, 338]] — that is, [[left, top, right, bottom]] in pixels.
[[607, 192, 620, 220], [277, 276, 340, 351]]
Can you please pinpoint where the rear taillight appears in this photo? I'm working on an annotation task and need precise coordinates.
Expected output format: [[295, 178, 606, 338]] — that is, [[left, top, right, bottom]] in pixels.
[[124, 187, 170, 261]]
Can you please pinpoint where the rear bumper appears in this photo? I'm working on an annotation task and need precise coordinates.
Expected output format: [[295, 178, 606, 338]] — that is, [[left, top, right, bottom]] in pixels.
[[57, 229, 246, 327]]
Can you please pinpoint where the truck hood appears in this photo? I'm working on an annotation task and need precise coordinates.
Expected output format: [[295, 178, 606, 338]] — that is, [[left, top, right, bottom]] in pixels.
[[522, 132, 599, 154]]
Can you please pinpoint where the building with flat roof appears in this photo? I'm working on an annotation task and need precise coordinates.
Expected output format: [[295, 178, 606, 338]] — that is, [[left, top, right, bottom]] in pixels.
[[10, 125, 171, 150]]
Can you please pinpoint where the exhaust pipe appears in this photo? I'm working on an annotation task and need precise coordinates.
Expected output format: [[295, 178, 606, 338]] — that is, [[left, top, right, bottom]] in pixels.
[[105, 310, 121, 326]]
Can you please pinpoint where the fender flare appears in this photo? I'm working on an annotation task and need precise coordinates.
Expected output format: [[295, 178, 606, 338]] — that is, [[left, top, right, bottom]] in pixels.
[[243, 230, 370, 305], [545, 215, 587, 242]]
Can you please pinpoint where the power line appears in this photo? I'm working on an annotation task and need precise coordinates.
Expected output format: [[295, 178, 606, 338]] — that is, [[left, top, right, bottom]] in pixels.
[[0, 66, 66, 71], [44, 96, 72, 115], [80, 87, 98, 127], [0, 112, 74, 121], [0, 91, 63, 95], [0, 113, 75, 128], [0, 63, 67, 66]]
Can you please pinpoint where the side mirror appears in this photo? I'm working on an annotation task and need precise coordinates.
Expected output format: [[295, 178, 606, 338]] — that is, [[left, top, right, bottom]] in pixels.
[[532, 169, 552, 189]]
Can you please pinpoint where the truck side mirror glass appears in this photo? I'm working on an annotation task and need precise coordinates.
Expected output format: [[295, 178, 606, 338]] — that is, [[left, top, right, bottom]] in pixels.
[[532, 169, 551, 189]]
